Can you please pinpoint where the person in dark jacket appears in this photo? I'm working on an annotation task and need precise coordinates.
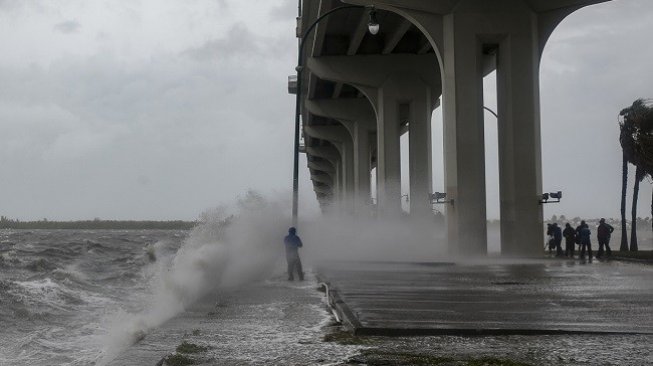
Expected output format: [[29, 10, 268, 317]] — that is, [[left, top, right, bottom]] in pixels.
[[575, 222, 584, 252], [546, 223, 555, 253], [551, 223, 563, 257], [283, 227, 304, 281], [563, 223, 576, 257], [596, 218, 614, 258], [577, 220, 592, 260]]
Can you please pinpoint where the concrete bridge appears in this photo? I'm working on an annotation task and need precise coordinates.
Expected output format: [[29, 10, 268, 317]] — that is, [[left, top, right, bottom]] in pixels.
[[291, 0, 610, 257]]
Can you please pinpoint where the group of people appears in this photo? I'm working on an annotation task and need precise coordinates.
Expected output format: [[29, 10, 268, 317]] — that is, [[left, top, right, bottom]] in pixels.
[[547, 218, 614, 260], [285, 218, 616, 281]]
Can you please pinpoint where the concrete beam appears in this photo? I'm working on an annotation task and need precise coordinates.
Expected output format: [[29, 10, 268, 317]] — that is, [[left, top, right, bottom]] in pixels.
[[308, 160, 336, 173], [306, 145, 341, 162], [310, 170, 334, 185], [305, 125, 351, 143], [347, 12, 370, 55], [382, 19, 412, 54], [307, 53, 441, 97], [306, 98, 376, 129], [313, 184, 333, 195], [306, 98, 377, 214], [305, 126, 356, 214]]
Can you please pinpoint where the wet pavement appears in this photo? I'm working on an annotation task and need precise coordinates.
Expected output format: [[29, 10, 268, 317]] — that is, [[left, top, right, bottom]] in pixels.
[[316, 259, 653, 336], [107, 259, 653, 365], [106, 272, 362, 366]]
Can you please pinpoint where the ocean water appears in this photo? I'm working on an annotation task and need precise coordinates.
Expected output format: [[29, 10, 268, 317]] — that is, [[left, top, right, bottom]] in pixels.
[[0, 229, 188, 365], [0, 195, 315, 366]]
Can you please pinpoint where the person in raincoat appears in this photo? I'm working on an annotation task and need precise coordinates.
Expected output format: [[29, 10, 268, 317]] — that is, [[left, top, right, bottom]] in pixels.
[[578, 221, 592, 260], [596, 218, 614, 258], [284, 227, 304, 281]]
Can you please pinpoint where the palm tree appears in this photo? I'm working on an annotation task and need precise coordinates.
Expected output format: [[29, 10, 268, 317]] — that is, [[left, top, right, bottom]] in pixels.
[[630, 166, 645, 251], [619, 127, 631, 251], [619, 98, 653, 252]]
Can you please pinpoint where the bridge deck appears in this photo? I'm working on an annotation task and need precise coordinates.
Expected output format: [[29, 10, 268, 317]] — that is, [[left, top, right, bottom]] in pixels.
[[316, 259, 653, 336]]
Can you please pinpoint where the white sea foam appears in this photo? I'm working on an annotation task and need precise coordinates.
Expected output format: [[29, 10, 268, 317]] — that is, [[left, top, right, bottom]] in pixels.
[[52, 263, 89, 282], [97, 191, 289, 364], [14, 278, 74, 310]]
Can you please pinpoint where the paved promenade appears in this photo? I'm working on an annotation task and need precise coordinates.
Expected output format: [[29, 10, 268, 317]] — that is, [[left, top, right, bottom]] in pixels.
[[106, 273, 360, 366], [316, 259, 653, 336]]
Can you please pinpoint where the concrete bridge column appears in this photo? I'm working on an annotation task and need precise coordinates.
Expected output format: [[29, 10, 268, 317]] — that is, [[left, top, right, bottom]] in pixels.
[[334, 161, 342, 206], [306, 99, 376, 216], [335, 0, 604, 256], [375, 81, 403, 218], [406, 81, 433, 218], [307, 145, 344, 212], [378, 75, 433, 218], [305, 125, 356, 214], [496, 27, 544, 257], [441, 17, 487, 256], [351, 125, 373, 212], [308, 160, 337, 212], [307, 55, 440, 219]]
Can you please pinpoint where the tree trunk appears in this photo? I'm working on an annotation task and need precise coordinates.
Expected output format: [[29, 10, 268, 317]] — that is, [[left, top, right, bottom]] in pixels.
[[620, 155, 629, 251], [630, 166, 643, 252]]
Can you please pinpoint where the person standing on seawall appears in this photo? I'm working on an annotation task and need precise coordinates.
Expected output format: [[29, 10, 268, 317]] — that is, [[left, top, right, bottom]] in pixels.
[[596, 218, 614, 258], [284, 227, 304, 281], [578, 220, 592, 261], [551, 223, 563, 257], [563, 223, 576, 257]]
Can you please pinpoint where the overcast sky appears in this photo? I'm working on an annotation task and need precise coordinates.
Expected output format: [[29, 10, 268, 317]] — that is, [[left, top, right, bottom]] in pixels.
[[0, 0, 651, 221]]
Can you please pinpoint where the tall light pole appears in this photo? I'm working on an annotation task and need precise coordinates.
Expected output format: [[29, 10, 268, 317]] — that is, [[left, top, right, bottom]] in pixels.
[[292, 5, 379, 227]]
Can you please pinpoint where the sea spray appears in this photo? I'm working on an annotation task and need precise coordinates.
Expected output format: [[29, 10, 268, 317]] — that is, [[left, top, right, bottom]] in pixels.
[[97, 191, 289, 364]]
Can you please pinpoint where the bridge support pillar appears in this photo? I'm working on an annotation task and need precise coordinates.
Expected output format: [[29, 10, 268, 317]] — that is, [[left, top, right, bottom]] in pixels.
[[406, 79, 433, 219], [305, 125, 356, 215], [495, 23, 544, 257], [375, 79, 403, 218], [306, 99, 376, 217], [439, 4, 544, 257], [307, 54, 440, 219], [378, 75, 433, 218], [441, 17, 487, 257]]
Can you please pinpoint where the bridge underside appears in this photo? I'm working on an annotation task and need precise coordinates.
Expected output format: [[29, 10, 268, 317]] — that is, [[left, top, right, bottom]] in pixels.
[[294, 0, 609, 257]]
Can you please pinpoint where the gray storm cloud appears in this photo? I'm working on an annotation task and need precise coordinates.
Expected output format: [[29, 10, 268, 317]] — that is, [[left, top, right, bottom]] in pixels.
[[53, 20, 80, 34], [0, 0, 651, 221]]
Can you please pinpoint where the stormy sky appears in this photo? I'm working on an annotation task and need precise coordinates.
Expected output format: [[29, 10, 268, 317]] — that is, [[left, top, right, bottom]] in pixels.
[[0, 0, 651, 221]]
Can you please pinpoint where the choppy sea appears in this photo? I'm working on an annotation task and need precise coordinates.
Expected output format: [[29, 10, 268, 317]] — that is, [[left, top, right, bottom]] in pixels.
[[0, 229, 189, 365]]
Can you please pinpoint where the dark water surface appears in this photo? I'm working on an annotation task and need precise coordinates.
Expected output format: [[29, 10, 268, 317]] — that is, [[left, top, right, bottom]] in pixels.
[[0, 229, 187, 365]]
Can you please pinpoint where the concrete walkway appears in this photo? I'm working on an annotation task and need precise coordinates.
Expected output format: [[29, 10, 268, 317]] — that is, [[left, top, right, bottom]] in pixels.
[[106, 273, 361, 366], [316, 259, 653, 336]]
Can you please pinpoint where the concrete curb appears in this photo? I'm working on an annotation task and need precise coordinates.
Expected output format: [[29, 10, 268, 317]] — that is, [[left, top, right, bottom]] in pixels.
[[316, 274, 362, 332]]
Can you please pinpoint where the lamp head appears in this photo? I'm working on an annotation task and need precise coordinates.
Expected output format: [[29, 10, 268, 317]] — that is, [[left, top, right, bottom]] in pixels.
[[368, 8, 379, 35]]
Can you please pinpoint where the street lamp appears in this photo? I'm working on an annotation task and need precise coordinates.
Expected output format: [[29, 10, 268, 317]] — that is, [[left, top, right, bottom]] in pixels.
[[291, 5, 379, 227], [367, 9, 379, 35]]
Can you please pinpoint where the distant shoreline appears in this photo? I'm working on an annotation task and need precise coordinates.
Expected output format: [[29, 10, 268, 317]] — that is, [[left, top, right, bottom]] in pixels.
[[0, 218, 197, 230]]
